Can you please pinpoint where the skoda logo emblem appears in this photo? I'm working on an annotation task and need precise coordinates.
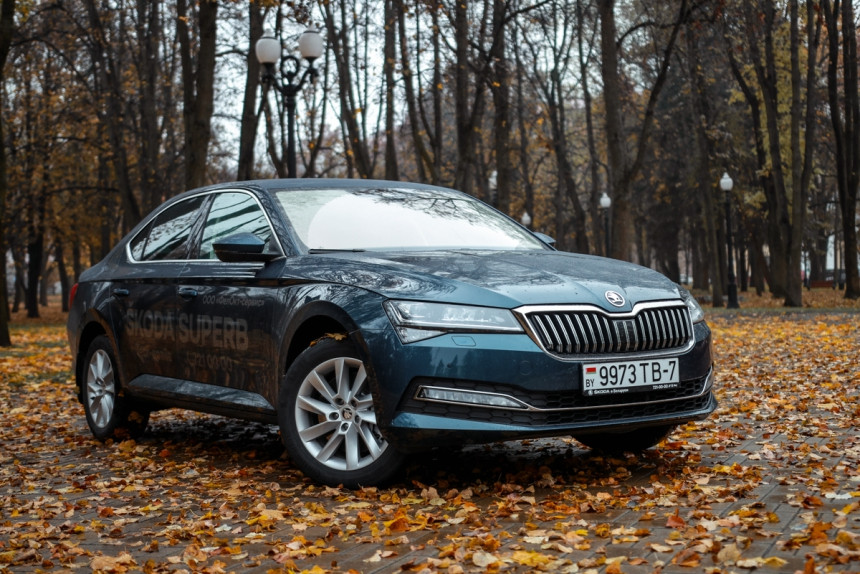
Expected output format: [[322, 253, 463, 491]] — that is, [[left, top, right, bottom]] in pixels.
[[605, 291, 625, 307]]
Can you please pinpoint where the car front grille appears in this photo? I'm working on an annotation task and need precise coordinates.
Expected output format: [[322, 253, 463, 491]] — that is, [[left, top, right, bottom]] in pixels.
[[520, 303, 692, 356]]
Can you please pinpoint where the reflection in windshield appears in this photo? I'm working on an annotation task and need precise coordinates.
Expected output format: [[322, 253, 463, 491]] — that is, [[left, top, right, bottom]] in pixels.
[[274, 188, 544, 251]]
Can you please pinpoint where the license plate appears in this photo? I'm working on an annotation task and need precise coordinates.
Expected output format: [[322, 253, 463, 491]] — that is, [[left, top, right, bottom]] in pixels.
[[582, 358, 679, 396]]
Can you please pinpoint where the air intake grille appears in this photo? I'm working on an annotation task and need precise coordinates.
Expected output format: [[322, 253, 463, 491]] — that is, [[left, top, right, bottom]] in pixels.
[[524, 304, 692, 356]]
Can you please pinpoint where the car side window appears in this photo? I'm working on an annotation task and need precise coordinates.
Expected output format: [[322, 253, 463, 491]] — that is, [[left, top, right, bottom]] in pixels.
[[129, 221, 152, 260], [133, 196, 207, 261], [197, 192, 276, 260]]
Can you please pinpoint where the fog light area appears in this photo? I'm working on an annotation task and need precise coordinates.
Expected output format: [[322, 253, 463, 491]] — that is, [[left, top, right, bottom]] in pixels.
[[416, 386, 528, 409]]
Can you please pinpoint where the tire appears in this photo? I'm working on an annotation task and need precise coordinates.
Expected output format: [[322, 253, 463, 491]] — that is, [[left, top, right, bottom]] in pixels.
[[573, 424, 676, 455], [279, 338, 404, 487], [81, 336, 150, 441]]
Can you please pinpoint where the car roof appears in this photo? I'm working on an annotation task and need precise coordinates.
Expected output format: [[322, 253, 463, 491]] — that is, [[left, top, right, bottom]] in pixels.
[[190, 178, 467, 197]]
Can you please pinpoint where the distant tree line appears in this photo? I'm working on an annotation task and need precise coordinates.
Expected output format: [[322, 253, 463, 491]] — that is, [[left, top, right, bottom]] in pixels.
[[0, 0, 858, 346]]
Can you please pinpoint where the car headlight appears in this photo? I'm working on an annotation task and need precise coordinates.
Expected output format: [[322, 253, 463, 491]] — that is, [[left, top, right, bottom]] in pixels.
[[384, 300, 523, 343], [679, 287, 705, 323]]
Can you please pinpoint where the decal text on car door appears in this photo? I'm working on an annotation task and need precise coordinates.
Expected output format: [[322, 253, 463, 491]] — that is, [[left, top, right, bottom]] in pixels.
[[125, 309, 249, 350]]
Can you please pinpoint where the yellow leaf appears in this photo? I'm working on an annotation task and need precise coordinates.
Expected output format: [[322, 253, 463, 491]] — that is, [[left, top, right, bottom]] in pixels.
[[511, 550, 552, 567]]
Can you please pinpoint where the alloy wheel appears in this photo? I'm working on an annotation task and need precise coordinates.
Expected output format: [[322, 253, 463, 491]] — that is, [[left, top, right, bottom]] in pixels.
[[294, 356, 388, 471], [86, 349, 116, 429]]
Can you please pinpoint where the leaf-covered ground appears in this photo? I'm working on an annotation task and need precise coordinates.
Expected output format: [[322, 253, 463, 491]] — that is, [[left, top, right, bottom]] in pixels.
[[1, 293, 859, 573]]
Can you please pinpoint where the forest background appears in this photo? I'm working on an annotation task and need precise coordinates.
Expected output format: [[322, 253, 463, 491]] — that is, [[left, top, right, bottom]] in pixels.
[[0, 0, 859, 347]]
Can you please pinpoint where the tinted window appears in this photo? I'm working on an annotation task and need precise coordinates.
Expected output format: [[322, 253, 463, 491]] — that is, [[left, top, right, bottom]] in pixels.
[[135, 196, 206, 261], [129, 221, 152, 260], [198, 192, 275, 260]]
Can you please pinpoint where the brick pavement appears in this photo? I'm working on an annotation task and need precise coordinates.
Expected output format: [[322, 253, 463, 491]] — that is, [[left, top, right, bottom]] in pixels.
[[2, 312, 860, 572], [1, 418, 858, 573]]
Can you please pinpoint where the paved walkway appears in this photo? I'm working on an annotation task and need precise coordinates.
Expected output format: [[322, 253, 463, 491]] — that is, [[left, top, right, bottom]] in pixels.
[[1, 418, 858, 573], [1, 313, 859, 572]]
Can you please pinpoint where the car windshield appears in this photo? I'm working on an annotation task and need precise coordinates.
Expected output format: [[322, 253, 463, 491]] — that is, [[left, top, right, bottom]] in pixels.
[[274, 187, 545, 251]]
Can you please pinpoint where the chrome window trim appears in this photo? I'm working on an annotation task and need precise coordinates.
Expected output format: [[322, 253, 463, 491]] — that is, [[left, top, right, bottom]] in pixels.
[[512, 300, 695, 361], [125, 188, 284, 264]]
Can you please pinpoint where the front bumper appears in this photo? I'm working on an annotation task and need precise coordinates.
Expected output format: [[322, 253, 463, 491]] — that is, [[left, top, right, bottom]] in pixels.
[[362, 322, 715, 452], [388, 369, 715, 450]]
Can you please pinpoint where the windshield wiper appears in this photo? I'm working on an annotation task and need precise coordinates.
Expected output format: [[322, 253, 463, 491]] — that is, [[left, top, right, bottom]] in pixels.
[[308, 248, 367, 254]]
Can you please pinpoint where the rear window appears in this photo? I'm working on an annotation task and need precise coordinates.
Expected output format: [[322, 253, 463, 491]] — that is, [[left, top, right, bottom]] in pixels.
[[129, 196, 207, 261]]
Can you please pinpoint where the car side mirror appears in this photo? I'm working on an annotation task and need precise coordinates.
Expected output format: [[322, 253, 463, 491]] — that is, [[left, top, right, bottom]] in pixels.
[[533, 232, 556, 248], [213, 232, 281, 263]]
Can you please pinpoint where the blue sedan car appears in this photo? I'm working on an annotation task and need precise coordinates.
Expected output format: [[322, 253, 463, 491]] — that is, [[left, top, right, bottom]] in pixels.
[[67, 179, 715, 487]]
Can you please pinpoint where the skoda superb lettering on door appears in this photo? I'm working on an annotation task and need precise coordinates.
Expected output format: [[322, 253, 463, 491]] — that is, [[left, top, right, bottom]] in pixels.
[[125, 309, 249, 350]]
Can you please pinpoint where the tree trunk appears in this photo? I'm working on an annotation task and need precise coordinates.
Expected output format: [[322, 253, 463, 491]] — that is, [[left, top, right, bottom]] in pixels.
[[750, 226, 768, 296], [548, 77, 589, 253], [687, 27, 723, 307], [489, 0, 511, 214], [322, 1, 373, 177], [83, 0, 142, 225], [12, 256, 24, 314], [0, 0, 14, 345], [599, 0, 686, 261], [237, 2, 263, 181], [598, 0, 630, 259], [725, 22, 775, 295], [513, 23, 534, 226], [178, 0, 217, 190], [39, 252, 49, 307], [56, 239, 70, 312], [431, 5, 443, 185], [26, 234, 42, 319], [823, 0, 860, 299], [840, 0, 860, 298], [453, 0, 470, 193], [747, 0, 792, 299], [384, 0, 399, 180], [135, 0, 162, 212], [578, 0, 602, 254], [396, 0, 432, 182]]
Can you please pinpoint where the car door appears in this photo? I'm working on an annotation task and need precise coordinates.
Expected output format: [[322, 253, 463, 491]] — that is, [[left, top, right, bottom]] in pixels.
[[173, 190, 283, 405], [111, 194, 208, 383]]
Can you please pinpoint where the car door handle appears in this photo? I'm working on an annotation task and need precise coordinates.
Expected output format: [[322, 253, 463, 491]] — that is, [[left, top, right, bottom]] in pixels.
[[112, 288, 129, 298], [177, 287, 198, 299]]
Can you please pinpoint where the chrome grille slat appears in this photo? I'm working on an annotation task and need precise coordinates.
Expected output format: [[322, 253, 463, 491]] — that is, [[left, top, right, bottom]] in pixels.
[[667, 309, 678, 347], [534, 315, 553, 348], [556, 314, 573, 354], [563, 315, 581, 352], [524, 304, 692, 356], [671, 308, 682, 346]]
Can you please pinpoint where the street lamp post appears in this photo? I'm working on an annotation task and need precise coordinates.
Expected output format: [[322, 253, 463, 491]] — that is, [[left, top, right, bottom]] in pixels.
[[720, 172, 739, 308], [255, 27, 324, 178], [599, 192, 611, 257]]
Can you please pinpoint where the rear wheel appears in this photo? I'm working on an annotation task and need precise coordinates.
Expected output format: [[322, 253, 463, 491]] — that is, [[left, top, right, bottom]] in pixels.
[[279, 338, 403, 487], [81, 336, 149, 441], [573, 424, 675, 455]]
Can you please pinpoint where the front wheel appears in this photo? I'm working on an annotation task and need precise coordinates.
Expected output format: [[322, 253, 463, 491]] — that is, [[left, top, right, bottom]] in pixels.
[[573, 424, 676, 455], [279, 338, 404, 487], [81, 336, 150, 441]]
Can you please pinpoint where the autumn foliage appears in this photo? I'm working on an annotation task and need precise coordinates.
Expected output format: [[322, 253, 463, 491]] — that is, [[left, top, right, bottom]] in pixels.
[[1, 298, 859, 572]]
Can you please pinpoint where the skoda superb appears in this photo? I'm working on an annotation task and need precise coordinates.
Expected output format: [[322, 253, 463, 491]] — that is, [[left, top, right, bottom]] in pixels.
[[67, 179, 715, 487]]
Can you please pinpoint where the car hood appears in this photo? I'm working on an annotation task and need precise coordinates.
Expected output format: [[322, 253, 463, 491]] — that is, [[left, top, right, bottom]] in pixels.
[[296, 250, 682, 311]]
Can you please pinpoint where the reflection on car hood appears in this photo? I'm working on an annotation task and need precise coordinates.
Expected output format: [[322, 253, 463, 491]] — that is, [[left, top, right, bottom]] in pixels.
[[298, 250, 681, 310]]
